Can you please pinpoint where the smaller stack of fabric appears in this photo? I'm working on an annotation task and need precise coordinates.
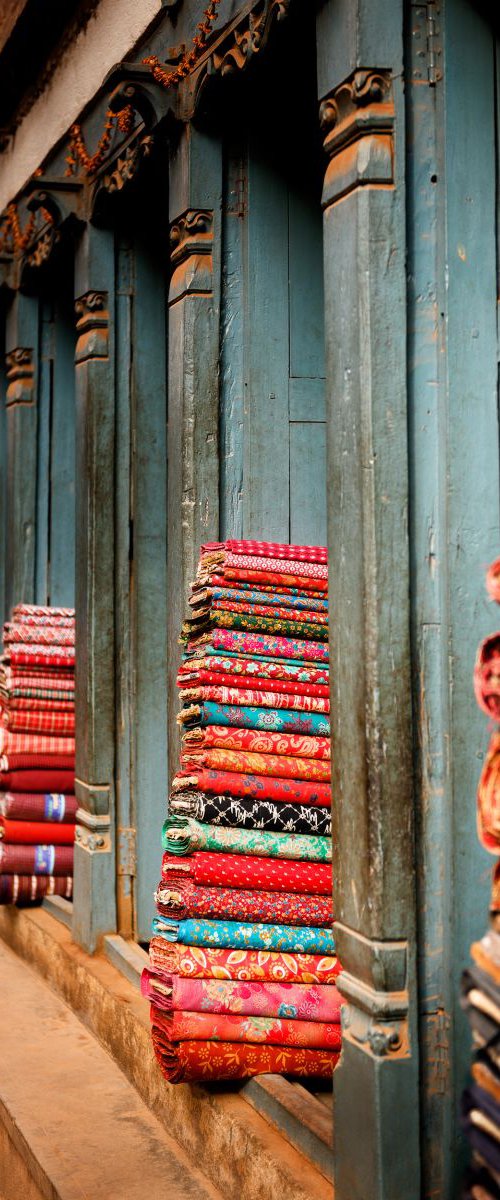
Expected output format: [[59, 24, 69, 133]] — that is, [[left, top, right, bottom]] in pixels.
[[461, 557, 500, 1196], [145, 539, 341, 1084], [0, 604, 75, 906]]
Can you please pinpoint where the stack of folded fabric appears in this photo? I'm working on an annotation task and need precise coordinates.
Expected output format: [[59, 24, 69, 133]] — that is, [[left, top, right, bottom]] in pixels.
[[461, 557, 500, 1197], [144, 539, 341, 1083], [0, 604, 76, 906]]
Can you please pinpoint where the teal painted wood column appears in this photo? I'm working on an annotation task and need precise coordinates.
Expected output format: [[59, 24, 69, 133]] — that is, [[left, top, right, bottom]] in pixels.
[[317, 2, 421, 1195], [4, 291, 39, 613], [72, 224, 116, 952], [167, 126, 222, 769]]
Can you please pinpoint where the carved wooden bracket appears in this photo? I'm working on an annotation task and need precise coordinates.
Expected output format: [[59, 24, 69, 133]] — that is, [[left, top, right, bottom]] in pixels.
[[169, 208, 213, 303], [100, 134, 154, 195], [179, 0, 290, 119], [319, 69, 395, 209], [75, 291, 109, 364], [334, 926, 411, 1059], [5, 347, 35, 407], [75, 807, 111, 853]]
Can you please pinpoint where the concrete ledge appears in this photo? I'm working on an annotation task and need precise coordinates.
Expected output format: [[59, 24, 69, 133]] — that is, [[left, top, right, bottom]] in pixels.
[[0, 907, 333, 1200]]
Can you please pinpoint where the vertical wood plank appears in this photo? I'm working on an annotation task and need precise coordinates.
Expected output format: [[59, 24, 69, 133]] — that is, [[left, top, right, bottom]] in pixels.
[[445, 2, 499, 1185], [167, 127, 222, 773], [219, 145, 246, 540], [132, 228, 168, 942], [35, 299, 51, 604], [72, 224, 116, 952], [5, 291, 39, 614], [114, 235, 133, 938], [50, 288, 76, 606], [318, 2, 421, 1193]]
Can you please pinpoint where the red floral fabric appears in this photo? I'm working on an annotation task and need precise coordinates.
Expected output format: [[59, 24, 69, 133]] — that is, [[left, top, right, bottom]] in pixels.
[[221, 552, 328, 580], [173, 768, 331, 807], [208, 574, 325, 599], [222, 566, 328, 592], [148, 937, 340, 983], [179, 684, 329, 714], [178, 654, 329, 687], [152, 1027, 337, 1081], [178, 668, 329, 698], [211, 598, 328, 626], [217, 540, 328, 565], [182, 725, 331, 759], [161, 851, 332, 895], [189, 628, 329, 663], [142, 969, 341, 1021], [7, 648, 75, 668], [179, 747, 330, 782], [155, 879, 333, 926], [3, 624, 75, 646], [12, 604, 74, 621], [151, 1005, 341, 1050]]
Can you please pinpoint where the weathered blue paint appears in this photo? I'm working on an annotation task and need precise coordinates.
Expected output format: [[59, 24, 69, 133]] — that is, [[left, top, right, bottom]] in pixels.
[[50, 290, 76, 606], [35, 300, 51, 603]]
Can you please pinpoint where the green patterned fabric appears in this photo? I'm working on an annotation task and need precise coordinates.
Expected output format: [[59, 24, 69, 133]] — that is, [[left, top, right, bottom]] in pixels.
[[162, 815, 332, 862]]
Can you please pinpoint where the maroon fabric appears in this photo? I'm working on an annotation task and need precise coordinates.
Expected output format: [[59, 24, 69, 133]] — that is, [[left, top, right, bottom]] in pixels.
[[0, 770, 75, 793]]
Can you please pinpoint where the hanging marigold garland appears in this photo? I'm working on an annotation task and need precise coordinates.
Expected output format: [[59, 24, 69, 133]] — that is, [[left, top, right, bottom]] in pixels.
[[143, 0, 222, 88], [65, 103, 135, 177], [0, 203, 37, 254]]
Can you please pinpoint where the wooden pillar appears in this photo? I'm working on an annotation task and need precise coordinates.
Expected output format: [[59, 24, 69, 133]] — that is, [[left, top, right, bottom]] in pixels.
[[317, 2, 421, 1196], [72, 224, 116, 952], [4, 291, 39, 613], [167, 126, 222, 769]]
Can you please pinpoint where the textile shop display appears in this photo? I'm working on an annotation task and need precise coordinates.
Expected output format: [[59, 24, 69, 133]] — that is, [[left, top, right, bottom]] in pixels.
[[0, 605, 76, 906], [146, 539, 340, 1083], [461, 558, 500, 1196]]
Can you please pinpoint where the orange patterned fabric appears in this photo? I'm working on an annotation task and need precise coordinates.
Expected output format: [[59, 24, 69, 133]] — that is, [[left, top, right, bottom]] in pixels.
[[152, 1026, 337, 1081], [179, 746, 330, 781]]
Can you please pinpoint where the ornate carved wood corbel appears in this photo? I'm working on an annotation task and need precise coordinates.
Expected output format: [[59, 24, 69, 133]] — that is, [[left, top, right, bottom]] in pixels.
[[169, 208, 214, 303], [319, 68, 395, 209]]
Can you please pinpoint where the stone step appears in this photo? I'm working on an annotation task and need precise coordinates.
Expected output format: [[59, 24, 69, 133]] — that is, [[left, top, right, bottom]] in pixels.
[[0, 938, 223, 1200]]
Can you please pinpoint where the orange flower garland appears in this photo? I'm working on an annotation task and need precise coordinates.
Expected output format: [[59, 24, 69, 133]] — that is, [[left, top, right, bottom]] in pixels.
[[143, 0, 222, 88]]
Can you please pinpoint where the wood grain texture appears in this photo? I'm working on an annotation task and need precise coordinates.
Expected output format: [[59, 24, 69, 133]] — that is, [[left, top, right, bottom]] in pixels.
[[5, 292, 39, 613]]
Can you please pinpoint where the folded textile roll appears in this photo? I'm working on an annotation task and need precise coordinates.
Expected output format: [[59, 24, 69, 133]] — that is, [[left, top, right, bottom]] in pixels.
[[142, 968, 341, 1020], [162, 816, 332, 862], [3, 710, 75, 734], [152, 1027, 337, 1082], [0, 818, 75, 845], [0, 843, 73, 875], [183, 609, 329, 643], [4, 697, 74, 711], [477, 733, 500, 852], [219, 566, 328, 592], [169, 791, 332, 836], [0, 769, 75, 792], [462, 1089, 500, 1176], [151, 1005, 341, 1050], [205, 539, 329, 565], [179, 701, 330, 738], [186, 628, 329, 664], [0, 793, 77, 821], [182, 724, 331, 759], [207, 599, 328, 627], [207, 575, 325, 599], [3, 624, 75, 646], [12, 604, 74, 622], [0, 874, 73, 905], [161, 851, 333, 895], [148, 937, 340, 983], [179, 685, 330, 714], [178, 667, 329, 699], [475, 637, 500, 721], [463, 1164, 500, 1200], [0, 670, 75, 692], [7, 648, 75, 669], [179, 654, 329, 687], [0, 731, 75, 756], [155, 879, 333, 927], [190, 585, 328, 613], [152, 915, 335, 956], [172, 768, 331, 807], [179, 747, 331, 782], [199, 547, 328, 580]]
